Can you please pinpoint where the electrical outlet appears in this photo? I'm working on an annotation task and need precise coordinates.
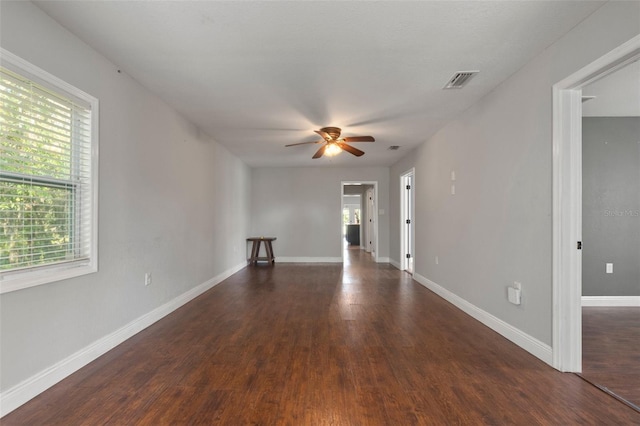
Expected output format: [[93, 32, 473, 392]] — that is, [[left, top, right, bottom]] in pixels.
[[145, 272, 152, 286], [508, 286, 521, 305], [508, 282, 522, 305], [606, 263, 613, 274]]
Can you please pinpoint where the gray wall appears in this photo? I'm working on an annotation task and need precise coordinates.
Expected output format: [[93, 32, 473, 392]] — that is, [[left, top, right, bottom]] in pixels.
[[343, 185, 365, 196], [389, 1, 640, 345], [342, 195, 361, 209], [583, 117, 640, 296], [251, 167, 389, 260], [0, 2, 251, 392]]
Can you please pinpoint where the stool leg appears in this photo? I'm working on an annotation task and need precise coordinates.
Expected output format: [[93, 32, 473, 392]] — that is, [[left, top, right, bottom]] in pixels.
[[250, 241, 258, 265], [266, 241, 274, 264]]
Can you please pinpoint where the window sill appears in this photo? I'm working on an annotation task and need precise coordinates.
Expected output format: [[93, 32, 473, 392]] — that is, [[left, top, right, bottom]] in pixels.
[[0, 261, 97, 294]]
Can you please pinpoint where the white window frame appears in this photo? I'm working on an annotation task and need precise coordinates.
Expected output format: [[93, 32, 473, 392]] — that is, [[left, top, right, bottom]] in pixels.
[[0, 49, 99, 293]]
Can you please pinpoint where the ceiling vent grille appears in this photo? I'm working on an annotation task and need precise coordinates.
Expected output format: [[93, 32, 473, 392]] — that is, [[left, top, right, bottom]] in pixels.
[[388, 145, 400, 151], [443, 71, 479, 89]]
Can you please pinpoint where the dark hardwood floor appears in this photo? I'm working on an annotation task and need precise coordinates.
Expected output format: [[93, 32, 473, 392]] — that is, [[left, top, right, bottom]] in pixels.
[[582, 306, 640, 408], [4, 249, 639, 424]]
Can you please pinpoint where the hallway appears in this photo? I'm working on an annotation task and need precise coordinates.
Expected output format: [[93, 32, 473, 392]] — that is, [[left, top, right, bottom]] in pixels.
[[4, 254, 638, 424]]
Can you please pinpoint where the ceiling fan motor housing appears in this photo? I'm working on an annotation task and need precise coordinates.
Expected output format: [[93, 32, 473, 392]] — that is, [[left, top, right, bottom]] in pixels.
[[320, 127, 342, 140]]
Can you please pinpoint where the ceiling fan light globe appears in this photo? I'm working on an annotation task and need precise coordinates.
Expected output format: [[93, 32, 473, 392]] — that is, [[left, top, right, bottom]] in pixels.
[[325, 144, 342, 157]]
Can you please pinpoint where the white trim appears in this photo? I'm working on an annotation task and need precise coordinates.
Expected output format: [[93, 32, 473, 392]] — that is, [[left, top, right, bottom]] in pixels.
[[0, 262, 246, 417], [582, 296, 640, 307], [389, 259, 402, 270], [414, 273, 553, 366], [0, 262, 97, 294], [552, 86, 584, 372], [552, 34, 640, 373], [276, 257, 342, 263], [376, 257, 390, 264]]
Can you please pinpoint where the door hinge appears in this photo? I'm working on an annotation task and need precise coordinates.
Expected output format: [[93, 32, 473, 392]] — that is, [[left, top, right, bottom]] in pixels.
[[406, 185, 411, 190], [406, 253, 411, 259], [577, 241, 582, 250], [406, 219, 411, 224]]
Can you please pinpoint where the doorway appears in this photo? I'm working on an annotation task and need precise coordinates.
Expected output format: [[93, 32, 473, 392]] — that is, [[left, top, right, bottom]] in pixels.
[[579, 57, 640, 408], [552, 35, 640, 374], [342, 195, 361, 246], [341, 181, 379, 263], [400, 169, 415, 274]]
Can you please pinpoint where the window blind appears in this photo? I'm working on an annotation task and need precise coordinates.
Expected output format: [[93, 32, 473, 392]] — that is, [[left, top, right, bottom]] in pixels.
[[0, 66, 93, 272]]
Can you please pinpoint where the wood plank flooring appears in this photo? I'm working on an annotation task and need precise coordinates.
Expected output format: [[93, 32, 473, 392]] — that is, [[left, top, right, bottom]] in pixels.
[[4, 249, 639, 424], [582, 306, 640, 408]]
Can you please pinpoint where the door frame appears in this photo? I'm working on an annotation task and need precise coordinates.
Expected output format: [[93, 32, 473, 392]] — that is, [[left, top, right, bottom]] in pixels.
[[400, 168, 415, 273], [341, 181, 379, 262], [552, 34, 640, 372]]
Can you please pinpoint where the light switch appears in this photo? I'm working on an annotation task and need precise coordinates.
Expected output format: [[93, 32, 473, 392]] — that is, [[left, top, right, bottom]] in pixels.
[[606, 263, 613, 274]]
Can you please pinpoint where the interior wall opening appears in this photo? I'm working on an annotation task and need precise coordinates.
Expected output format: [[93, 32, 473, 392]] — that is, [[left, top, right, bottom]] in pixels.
[[552, 35, 640, 377], [579, 56, 640, 410], [341, 181, 379, 264]]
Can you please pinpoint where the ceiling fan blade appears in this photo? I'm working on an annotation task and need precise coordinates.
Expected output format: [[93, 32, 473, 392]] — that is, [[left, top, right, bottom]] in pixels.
[[314, 129, 332, 141], [312, 144, 327, 159], [343, 136, 375, 143], [338, 142, 364, 157], [285, 140, 323, 147]]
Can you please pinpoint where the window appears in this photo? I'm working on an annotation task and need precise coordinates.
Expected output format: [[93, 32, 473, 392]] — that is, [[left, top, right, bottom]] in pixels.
[[0, 49, 98, 293]]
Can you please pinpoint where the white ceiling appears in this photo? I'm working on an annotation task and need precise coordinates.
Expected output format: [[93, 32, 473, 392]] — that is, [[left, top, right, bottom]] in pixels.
[[34, 1, 606, 167], [583, 60, 640, 117]]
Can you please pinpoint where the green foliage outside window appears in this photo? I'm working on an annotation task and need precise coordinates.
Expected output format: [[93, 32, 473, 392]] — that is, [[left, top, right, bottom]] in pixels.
[[1, 68, 76, 270]]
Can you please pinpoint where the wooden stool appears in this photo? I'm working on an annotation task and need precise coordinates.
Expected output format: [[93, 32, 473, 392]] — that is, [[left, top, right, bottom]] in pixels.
[[247, 237, 276, 265]]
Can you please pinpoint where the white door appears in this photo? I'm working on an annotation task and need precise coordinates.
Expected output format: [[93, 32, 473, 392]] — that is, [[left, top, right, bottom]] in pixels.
[[366, 188, 375, 254], [401, 170, 414, 273]]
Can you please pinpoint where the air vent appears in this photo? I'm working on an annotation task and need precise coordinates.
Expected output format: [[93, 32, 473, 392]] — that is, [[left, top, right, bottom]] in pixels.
[[582, 96, 597, 103], [388, 145, 400, 151], [443, 71, 479, 89]]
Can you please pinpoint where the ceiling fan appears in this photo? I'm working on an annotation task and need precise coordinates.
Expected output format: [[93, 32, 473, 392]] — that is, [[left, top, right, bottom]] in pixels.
[[285, 127, 375, 159]]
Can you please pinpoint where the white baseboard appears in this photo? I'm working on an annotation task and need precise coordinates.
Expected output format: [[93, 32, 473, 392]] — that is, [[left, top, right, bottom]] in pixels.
[[413, 273, 553, 366], [582, 296, 640, 307], [276, 257, 342, 263], [276, 256, 390, 264], [389, 259, 401, 270], [0, 262, 246, 418]]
